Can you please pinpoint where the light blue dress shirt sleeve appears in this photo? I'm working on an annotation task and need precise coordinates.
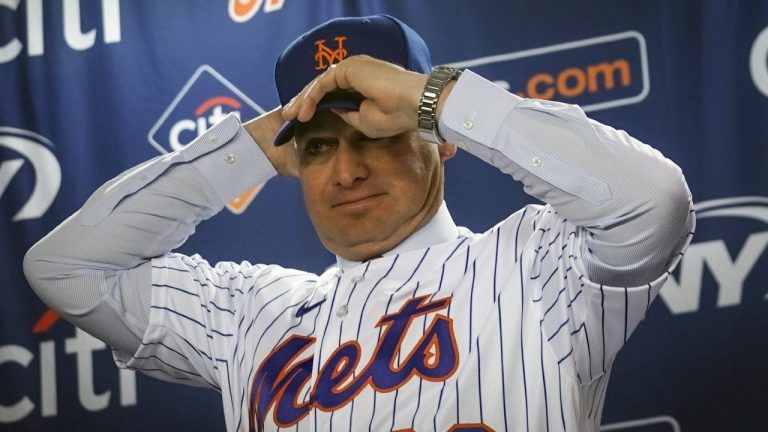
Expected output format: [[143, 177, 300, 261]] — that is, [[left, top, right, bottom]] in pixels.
[[439, 70, 694, 286], [24, 114, 277, 353]]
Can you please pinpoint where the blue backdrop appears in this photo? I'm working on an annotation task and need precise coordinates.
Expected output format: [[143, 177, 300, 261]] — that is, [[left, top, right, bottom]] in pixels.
[[2, 1, 767, 430]]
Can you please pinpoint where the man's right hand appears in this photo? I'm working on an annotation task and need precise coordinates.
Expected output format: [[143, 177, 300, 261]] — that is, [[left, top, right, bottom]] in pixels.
[[243, 107, 299, 177]]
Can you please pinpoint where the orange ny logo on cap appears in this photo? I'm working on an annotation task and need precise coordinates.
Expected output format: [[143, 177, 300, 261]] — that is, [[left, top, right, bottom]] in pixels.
[[314, 36, 348, 70]]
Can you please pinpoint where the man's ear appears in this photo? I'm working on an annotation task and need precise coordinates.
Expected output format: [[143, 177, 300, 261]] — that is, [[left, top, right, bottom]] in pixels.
[[438, 142, 457, 162]]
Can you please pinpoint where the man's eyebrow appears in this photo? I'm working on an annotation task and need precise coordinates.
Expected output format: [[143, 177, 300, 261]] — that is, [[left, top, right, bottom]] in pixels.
[[295, 130, 335, 144]]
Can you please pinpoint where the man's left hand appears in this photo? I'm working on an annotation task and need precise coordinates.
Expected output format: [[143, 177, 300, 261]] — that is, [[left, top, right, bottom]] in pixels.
[[282, 55, 429, 139]]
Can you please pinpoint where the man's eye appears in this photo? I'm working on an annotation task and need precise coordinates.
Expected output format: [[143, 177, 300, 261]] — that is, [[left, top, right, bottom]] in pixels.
[[304, 140, 331, 156]]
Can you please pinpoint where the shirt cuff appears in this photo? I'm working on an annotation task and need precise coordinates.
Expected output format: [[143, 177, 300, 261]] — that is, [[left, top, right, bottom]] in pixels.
[[437, 70, 611, 206], [438, 69, 522, 152], [182, 114, 277, 204]]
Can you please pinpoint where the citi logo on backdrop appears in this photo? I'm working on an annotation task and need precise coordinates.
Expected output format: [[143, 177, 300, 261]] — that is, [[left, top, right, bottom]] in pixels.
[[147, 65, 266, 214], [0, 307, 136, 424], [0, 0, 121, 64]]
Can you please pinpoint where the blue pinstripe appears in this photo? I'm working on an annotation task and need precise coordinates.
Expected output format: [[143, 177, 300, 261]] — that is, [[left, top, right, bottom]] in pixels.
[[316, 277, 342, 368], [427, 239, 467, 432], [493, 225, 509, 432], [244, 293, 320, 428], [132, 353, 204, 379], [234, 287, 323, 432], [355, 256, 399, 341], [543, 286, 567, 319], [346, 261, 370, 431], [150, 306, 213, 333], [468, 260, 476, 353], [623, 287, 629, 343], [600, 285, 606, 373], [379, 249, 430, 431], [238, 287, 295, 367], [476, 338, 484, 423], [345, 256, 399, 432], [556, 347, 573, 431], [519, 241, 530, 432], [152, 264, 257, 281], [539, 322, 550, 432], [547, 318, 570, 342]]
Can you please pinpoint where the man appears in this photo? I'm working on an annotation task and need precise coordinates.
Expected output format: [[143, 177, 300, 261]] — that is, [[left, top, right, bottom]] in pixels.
[[24, 15, 694, 432]]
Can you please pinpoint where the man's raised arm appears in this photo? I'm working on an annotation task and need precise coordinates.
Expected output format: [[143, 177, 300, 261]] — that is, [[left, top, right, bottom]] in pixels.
[[284, 55, 694, 287], [23, 109, 289, 354]]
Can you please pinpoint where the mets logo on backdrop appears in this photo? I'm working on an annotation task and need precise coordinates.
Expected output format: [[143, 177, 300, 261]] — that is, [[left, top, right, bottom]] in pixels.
[[147, 65, 266, 214], [315, 36, 348, 70]]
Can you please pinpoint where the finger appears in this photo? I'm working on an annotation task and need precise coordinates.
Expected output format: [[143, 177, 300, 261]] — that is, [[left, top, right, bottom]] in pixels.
[[282, 96, 298, 120], [316, 60, 356, 93], [286, 57, 366, 123], [356, 100, 395, 138], [296, 77, 323, 122], [296, 65, 346, 122], [327, 59, 354, 92], [299, 57, 363, 121], [282, 72, 322, 122], [330, 108, 361, 131]]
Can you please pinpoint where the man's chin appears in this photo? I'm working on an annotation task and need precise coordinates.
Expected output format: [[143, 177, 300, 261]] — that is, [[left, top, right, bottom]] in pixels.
[[324, 233, 402, 262]]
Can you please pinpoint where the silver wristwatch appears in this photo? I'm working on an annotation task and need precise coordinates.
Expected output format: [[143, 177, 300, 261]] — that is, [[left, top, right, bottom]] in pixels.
[[418, 65, 462, 144]]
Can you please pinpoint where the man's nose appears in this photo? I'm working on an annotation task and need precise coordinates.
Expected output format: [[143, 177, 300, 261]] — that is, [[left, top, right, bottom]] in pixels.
[[332, 143, 369, 187]]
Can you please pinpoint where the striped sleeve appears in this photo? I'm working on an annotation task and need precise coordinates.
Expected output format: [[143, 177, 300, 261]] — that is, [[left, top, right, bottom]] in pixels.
[[113, 254, 306, 389], [439, 69, 696, 379], [25, 114, 281, 387], [530, 206, 695, 383], [440, 69, 694, 287]]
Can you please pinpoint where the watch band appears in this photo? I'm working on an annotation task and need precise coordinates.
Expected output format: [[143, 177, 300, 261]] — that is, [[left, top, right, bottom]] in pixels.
[[418, 65, 461, 144]]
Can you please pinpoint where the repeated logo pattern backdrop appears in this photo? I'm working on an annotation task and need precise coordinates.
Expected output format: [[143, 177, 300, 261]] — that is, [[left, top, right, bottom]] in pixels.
[[1, 1, 766, 430]]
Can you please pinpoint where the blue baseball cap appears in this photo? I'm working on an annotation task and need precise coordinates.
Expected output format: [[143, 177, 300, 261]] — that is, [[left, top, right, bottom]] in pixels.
[[273, 15, 433, 145]]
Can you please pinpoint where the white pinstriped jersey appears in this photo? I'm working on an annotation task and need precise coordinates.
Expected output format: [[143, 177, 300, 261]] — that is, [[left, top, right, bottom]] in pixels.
[[113, 202, 689, 432], [10, 70, 692, 432]]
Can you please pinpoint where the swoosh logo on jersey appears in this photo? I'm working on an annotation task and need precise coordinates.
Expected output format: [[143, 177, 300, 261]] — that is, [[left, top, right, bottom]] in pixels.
[[295, 299, 325, 318]]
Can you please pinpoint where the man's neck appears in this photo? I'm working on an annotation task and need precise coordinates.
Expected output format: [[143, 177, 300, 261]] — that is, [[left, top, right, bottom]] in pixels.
[[335, 202, 458, 271]]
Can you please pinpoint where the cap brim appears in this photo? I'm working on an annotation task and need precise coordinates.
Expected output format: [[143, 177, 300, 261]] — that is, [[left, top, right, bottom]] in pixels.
[[274, 94, 364, 146]]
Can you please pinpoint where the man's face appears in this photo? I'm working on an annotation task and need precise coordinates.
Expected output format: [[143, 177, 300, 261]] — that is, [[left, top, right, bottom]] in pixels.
[[294, 110, 454, 261]]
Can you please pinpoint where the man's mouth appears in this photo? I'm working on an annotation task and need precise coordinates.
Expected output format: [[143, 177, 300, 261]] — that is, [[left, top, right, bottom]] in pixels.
[[332, 193, 386, 209]]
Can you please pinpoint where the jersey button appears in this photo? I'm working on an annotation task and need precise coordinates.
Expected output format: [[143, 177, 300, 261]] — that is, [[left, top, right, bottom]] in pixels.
[[351, 274, 365, 283], [336, 304, 348, 318]]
